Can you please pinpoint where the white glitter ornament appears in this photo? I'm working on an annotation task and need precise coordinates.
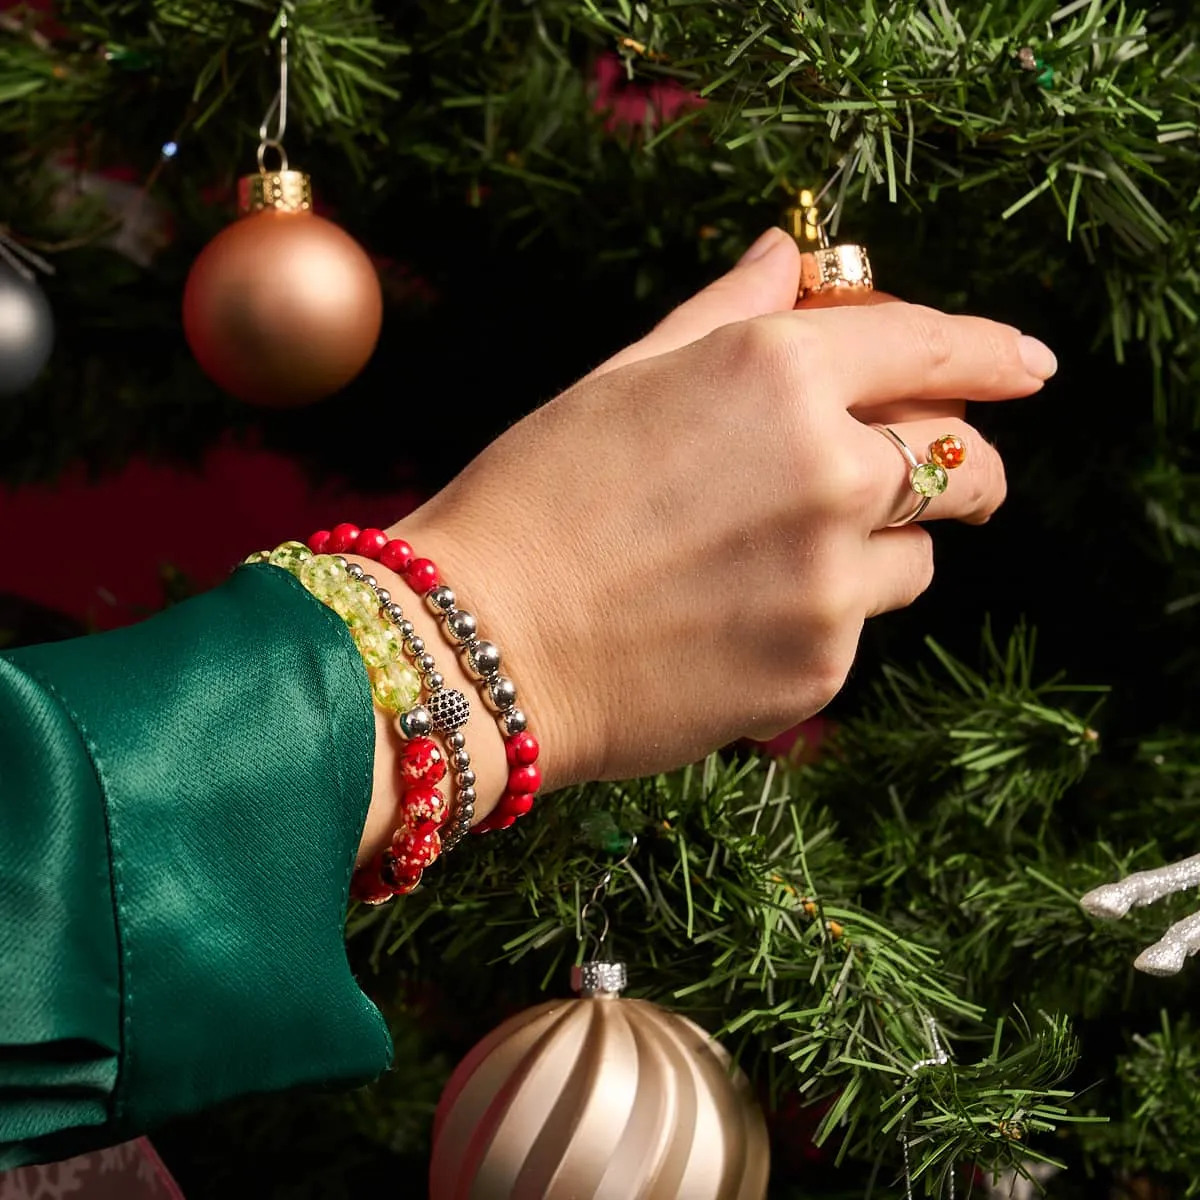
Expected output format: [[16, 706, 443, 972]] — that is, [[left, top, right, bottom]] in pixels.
[[1080, 853, 1200, 976]]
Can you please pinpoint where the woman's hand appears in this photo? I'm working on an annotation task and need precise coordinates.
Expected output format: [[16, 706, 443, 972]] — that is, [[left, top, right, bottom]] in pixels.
[[388, 229, 1055, 797]]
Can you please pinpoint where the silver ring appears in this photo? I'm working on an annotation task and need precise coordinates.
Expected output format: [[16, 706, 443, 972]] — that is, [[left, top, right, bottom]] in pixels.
[[872, 425, 930, 527]]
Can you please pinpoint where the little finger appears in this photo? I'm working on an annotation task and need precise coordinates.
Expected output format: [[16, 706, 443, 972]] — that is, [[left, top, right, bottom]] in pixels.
[[862, 525, 936, 618]]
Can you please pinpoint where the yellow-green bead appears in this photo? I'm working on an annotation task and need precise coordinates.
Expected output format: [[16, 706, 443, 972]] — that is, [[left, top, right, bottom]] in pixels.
[[268, 540, 314, 574], [243, 550, 271, 565], [355, 624, 405, 669], [299, 554, 347, 602], [369, 661, 422, 711], [332, 579, 380, 625]]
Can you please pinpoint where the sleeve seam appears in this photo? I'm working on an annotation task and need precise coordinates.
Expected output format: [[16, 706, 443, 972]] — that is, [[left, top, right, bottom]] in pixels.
[[3, 656, 129, 1127]]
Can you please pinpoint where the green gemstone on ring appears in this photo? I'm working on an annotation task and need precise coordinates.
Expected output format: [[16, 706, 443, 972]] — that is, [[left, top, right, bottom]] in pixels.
[[911, 462, 949, 498]]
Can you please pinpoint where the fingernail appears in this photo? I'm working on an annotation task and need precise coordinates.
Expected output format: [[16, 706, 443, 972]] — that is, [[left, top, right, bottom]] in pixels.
[[1018, 334, 1057, 380], [738, 227, 787, 266]]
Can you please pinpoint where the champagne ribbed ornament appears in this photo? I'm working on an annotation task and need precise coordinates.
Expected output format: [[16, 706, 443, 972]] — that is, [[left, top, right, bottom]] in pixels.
[[429, 960, 769, 1200], [430, 835, 769, 1200]]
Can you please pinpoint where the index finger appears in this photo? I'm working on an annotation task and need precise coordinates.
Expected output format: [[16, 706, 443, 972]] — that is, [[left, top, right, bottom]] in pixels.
[[794, 302, 1057, 408]]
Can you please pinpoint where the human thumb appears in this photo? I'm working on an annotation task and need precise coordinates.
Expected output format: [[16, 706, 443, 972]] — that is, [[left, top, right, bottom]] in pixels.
[[586, 227, 800, 379]]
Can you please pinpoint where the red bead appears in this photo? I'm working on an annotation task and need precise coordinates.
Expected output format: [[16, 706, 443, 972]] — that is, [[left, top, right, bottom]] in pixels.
[[380, 849, 425, 891], [356, 528, 388, 559], [401, 783, 449, 830], [391, 821, 441, 872], [508, 763, 542, 795], [351, 857, 395, 905], [398, 737, 447, 786], [404, 557, 439, 593], [328, 523, 361, 553], [308, 530, 332, 554], [501, 792, 536, 817], [470, 815, 496, 835], [379, 539, 414, 573], [491, 813, 517, 830], [505, 731, 540, 767]]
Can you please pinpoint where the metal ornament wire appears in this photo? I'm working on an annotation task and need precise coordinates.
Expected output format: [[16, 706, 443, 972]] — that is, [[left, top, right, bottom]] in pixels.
[[901, 1016, 955, 1200], [577, 833, 638, 960], [257, 10, 290, 173]]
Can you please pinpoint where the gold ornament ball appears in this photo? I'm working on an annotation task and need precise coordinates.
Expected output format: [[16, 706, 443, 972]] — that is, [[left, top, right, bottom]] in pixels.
[[183, 171, 382, 407], [429, 967, 770, 1200]]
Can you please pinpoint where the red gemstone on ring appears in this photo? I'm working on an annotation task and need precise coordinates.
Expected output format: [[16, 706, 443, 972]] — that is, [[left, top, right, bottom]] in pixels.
[[928, 434, 966, 471]]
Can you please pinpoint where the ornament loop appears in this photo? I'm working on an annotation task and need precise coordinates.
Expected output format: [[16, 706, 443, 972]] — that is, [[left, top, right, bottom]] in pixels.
[[257, 10, 290, 173], [577, 832, 638, 960], [256, 139, 288, 174]]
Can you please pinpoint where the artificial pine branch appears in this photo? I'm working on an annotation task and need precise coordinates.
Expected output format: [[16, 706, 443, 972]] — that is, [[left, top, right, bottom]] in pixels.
[[351, 627, 1103, 1185]]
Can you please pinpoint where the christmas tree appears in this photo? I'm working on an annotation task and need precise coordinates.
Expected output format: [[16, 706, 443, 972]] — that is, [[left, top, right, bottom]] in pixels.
[[4, 1, 1200, 1196]]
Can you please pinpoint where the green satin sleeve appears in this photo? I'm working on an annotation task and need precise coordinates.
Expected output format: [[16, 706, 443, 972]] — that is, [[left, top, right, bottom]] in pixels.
[[0, 565, 392, 1170]]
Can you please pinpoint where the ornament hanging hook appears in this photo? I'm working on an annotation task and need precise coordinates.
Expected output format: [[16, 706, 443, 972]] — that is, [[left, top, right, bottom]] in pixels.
[[578, 833, 638, 960], [257, 9, 290, 173]]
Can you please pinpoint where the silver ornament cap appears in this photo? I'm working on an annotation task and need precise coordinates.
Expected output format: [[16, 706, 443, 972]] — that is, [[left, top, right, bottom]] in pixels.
[[570, 960, 627, 998]]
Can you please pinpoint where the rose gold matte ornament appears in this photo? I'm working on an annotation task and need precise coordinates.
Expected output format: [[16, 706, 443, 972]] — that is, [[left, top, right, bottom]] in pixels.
[[429, 961, 769, 1200], [182, 170, 382, 407]]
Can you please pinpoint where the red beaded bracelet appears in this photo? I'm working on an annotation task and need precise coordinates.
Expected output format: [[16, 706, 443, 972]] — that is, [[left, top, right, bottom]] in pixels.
[[308, 523, 542, 832]]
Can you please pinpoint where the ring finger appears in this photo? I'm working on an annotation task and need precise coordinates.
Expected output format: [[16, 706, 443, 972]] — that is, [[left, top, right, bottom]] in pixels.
[[850, 416, 1006, 528]]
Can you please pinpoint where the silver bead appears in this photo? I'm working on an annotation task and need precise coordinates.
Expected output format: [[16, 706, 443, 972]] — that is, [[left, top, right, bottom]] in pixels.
[[428, 585, 456, 613], [446, 609, 478, 643], [465, 639, 501, 679], [426, 671, 445, 691], [362, 574, 377, 590], [398, 620, 414, 638], [458, 785, 476, 807], [428, 687, 471, 733], [375, 588, 390, 606], [408, 636, 425, 656], [457, 768, 476, 788], [418, 653, 436, 673], [396, 706, 433, 739], [452, 749, 471, 771], [333, 555, 348, 567], [447, 732, 466, 751], [501, 708, 527, 736], [346, 562, 364, 580], [486, 676, 518, 712], [385, 602, 404, 624]]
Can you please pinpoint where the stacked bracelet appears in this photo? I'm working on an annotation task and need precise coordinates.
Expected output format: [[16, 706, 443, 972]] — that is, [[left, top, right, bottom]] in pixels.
[[306, 524, 542, 833], [245, 539, 475, 903]]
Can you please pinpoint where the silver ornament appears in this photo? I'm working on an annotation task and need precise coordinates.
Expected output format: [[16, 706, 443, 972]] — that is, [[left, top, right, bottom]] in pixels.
[[0, 264, 54, 397]]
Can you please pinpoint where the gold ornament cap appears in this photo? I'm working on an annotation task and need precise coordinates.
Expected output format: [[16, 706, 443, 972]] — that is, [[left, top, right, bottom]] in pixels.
[[570, 960, 627, 998], [237, 170, 313, 216], [784, 187, 874, 303]]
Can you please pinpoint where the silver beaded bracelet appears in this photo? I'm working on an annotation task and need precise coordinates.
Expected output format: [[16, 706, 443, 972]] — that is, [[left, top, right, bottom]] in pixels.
[[339, 559, 478, 850]]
